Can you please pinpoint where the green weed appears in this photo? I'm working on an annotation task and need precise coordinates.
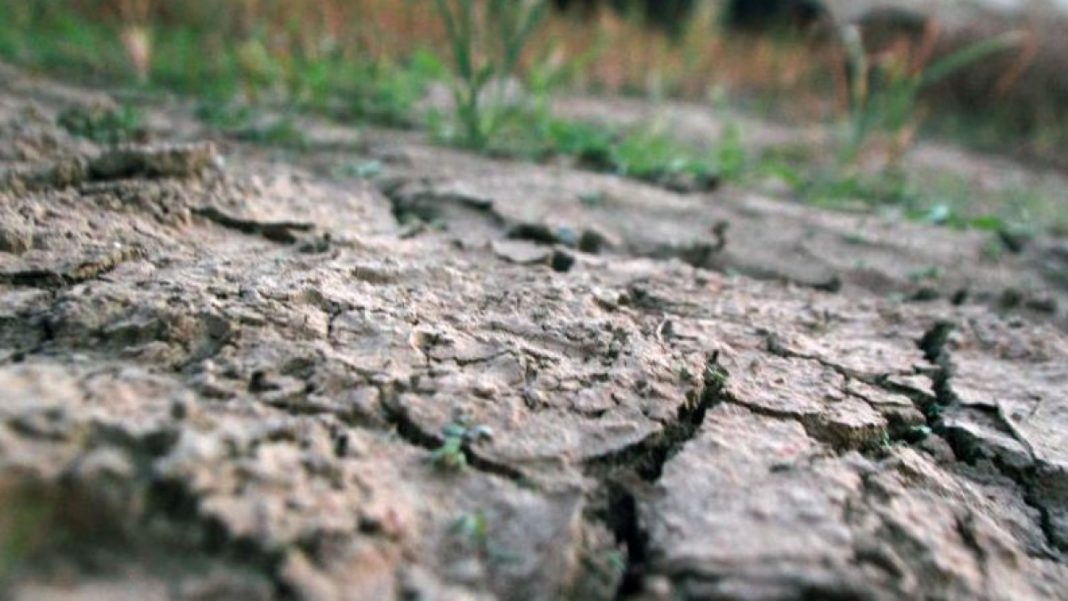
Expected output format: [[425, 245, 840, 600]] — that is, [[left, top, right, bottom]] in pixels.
[[904, 424, 933, 443], [430, 436, 467, 470], [481, 115, 732, 191], [797, 169, 914, 211], [704, 358, 729, 390], [58, 104, 145, 145], [843, 232, 870, 246], [678, 365, 695, 384], [194, 102, 256, 130], [0, 4, 443, 131], [429, 419, 494, 471], [840, 26, 1025, 165], [535, 118, 616, 167], [0, 7, 130, 81], [232, 116, 308, 148], [981, 237, 1006, 262], [433, 0, 548, 148], [568, 120, 745, 187], [907, 266, 943, 283], [712, 124, 748, 181], [612, 127, 716, 184], [304, 51, 444, 127], [451, 511, 489, 547]]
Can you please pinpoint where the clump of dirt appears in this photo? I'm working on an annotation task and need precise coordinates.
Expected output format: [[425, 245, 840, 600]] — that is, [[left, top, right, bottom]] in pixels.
[[0, 64, 1066, 600]]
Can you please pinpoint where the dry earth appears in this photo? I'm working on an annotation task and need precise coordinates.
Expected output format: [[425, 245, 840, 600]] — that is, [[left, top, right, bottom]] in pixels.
[[1, 63, 1067, 600]]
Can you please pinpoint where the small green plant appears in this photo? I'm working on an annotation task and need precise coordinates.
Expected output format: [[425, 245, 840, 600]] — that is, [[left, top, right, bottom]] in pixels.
[[234, 37, 284, 102], [578, 190, 608, 208], [451, 511, 489, 547], [908, 265, 943, 284], [333, 51, 445, 127], [604, 549, 627, 578], [58, 104, 145, 145], [433, 0, 548, 148], [704, 354, 729, 389], [905, 424, 933, 443], [712, 124, 747, 182], [195, 101, 256, 130], [840, 26, 1025, 165], [429, 419, 494, 471], [196, 102, 308, 148], [796, 168, 914, 211], [233, 116, 308, 148], [449, 510, 522, 564], [611, 127, 718, 187], [678, 365, 694, 384], [430, 435, 467, 470], [443, 108, 727, 191], [981, 237, 1007, 263], [519, 118, 726, 188], [843, 232, 870, 246]]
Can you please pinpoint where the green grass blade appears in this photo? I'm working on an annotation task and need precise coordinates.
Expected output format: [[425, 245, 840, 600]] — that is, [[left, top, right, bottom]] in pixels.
[[920, 31, 1024, 89]]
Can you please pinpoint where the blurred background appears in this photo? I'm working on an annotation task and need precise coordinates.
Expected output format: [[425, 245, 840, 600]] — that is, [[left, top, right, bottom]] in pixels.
[[0, 0, 1066, 234]]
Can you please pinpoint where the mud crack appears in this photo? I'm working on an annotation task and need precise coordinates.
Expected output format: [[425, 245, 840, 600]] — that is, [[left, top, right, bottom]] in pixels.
[[585, 352, 727, 482], [918, 320, 956, 412], [192, 206, 315, 244], [8, 143, 217, 191], [916, 320, 1063, 556], [0, 246, 145, 289], [379, 179, 506, 231], [581, 352, 729, 599], [756, 330, 932, 451]]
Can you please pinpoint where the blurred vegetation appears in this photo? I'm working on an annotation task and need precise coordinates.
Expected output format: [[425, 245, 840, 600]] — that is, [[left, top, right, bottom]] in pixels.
[[58, 103, 146, 144], [0, 0, 1063, 236], [432, 0, 548, 148], [839, 25, 1027, 167], [0, 482, 58, 587]]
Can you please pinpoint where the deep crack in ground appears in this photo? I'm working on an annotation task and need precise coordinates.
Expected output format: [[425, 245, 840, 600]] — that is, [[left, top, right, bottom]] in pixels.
[[582, 351, 730, 599]]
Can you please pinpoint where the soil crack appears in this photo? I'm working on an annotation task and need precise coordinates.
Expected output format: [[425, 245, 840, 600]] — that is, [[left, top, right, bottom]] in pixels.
[[7, 143, 217, 192], [582, 351, 729, 599], [0, 246, 145, 289], [584, 351, 727, 482], [192, 206, 315, 244], [916, 320, 1063, 556]]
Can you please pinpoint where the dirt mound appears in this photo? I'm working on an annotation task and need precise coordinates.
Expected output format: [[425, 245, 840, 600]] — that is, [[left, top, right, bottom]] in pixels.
[[1, 67, 1067, 600]]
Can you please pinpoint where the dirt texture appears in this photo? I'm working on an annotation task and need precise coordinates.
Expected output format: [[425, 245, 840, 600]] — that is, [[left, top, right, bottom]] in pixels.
[[1, 64, 1067, 601]]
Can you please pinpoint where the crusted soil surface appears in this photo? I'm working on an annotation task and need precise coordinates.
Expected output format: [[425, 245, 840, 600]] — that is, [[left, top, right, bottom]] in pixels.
[[1, 65, 1067, 600]]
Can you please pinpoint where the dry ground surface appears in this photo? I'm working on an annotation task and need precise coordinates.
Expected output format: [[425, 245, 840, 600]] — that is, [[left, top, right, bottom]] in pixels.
[[1, 62, 1068, 600]]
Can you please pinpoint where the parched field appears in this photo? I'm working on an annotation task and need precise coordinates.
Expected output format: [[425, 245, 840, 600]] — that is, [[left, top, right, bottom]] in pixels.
[[1, 63, 1066, 600]]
